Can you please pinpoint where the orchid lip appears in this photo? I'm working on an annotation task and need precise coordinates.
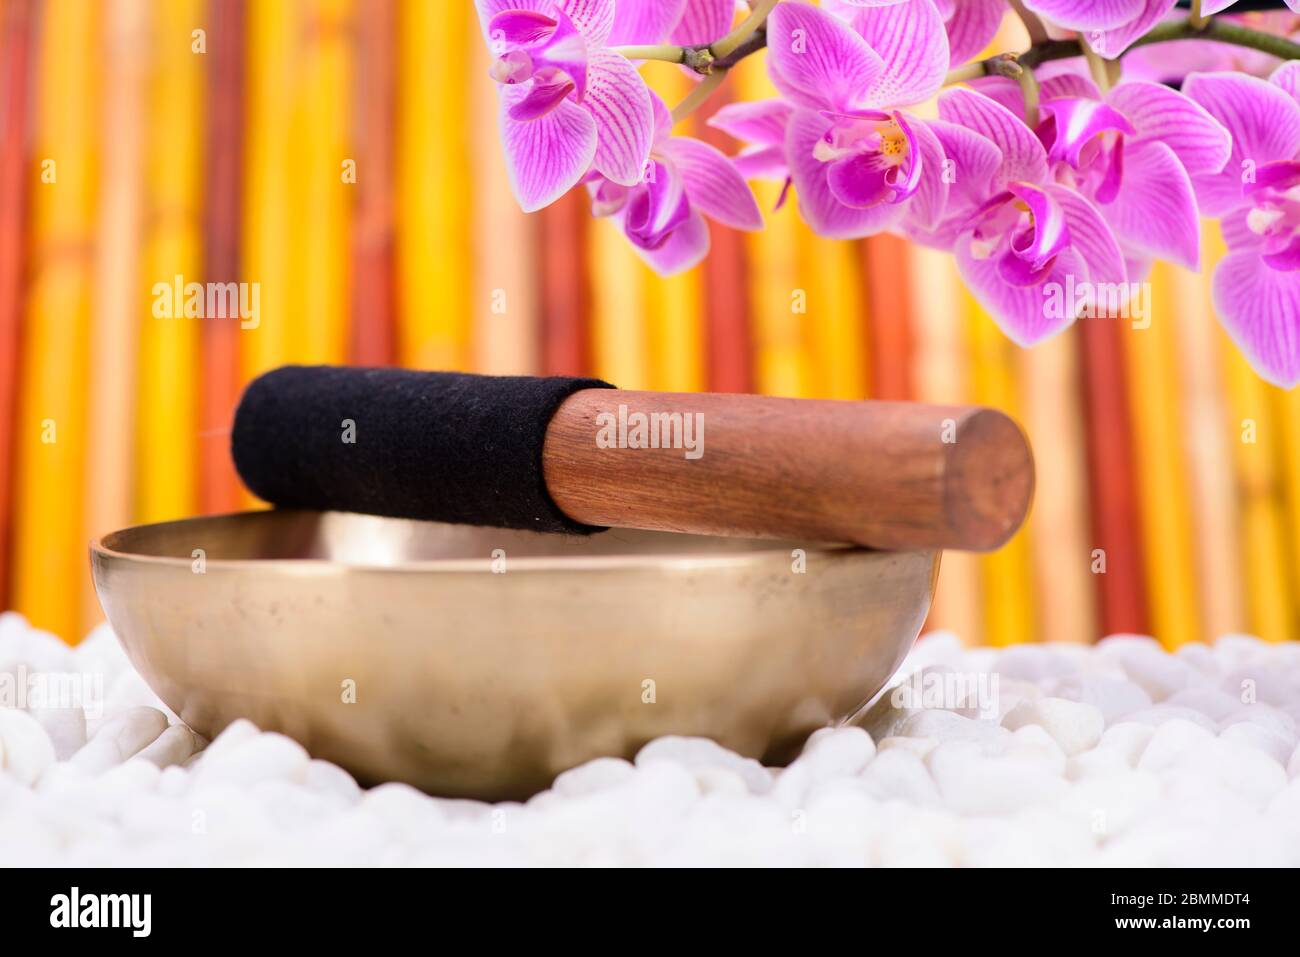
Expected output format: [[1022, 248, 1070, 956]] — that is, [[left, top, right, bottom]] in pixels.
[[486, 7, 588, 107], [1244, 160, 1300, 198], [817, 110, 920, 208], [1040, 98, 1136, 170]]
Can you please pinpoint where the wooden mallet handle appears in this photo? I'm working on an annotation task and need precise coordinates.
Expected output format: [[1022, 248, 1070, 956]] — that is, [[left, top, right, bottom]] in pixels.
[[543, 390, 1034, 552]]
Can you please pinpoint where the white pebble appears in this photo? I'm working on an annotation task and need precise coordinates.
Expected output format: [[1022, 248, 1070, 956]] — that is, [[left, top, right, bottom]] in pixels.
[[553, 757, 636, 798], [636, 736, 772, 795], [1067, 676, 1152, 725], [1166, 687, 1247, 721], [0, 709, 57, 785], [1219, 721, 1293, 766], [858, 748, 941, 805], [69, 707, 168, 775], [304, 760, 362, 804], [1108, 643, 1196, 701], [1002, 697, 1103, 757], [1004, 725, 1068, 776], [792, 726, 876, 778], [927, 741, 1067, 815], [192, 731, 310, 787], [899, 709, 1010, 754], [876, 735, 938, 759], [1098, 722, 1156, 765], [1136, 718, 1216, 772], [135, 725, 200, 768], [27, 707, 86, 760]]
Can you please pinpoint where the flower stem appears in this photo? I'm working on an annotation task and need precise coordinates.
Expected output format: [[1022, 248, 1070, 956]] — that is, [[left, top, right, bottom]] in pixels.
[[712, 0, 778, 60], [612, 44, 685, 64], [672, 70, 727, 126], [1081, 35, 1111, 92], [1008, 0, 1049, 45]]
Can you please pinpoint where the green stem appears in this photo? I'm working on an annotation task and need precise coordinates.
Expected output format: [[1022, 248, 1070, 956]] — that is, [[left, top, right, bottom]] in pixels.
[[1021, 16, 1300, 69]]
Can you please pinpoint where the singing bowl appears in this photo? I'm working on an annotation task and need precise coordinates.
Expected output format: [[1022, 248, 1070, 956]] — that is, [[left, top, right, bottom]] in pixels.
[[90, 509, 939, 800]]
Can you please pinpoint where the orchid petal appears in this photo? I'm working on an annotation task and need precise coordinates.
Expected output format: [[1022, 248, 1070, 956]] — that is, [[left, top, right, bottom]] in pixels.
[[944, 0, 1005, 66], [660, 136, 764, 230], [826, 152, 893, 208], [1007, 182, 1071, 269], [853, 0, 951, 107], [1039, 98, 1135, 169], [627, 207, 711, 275], [1185, 72, 1300, 216], [707, 99, 794, 148], [734, 147, 789, 181], [476, 0, 550, 43], [1019, 0, 1146, 32], [1092, 0, 1177, 60], [498, 86, 597, 212], [1244, 159, 1300, 197], [1270, 60, 1300, 106], [939, 87, 1049, 186], [903, 114, 948, 229], [957, 241, 1090, 345], [670, 0, 737, 45], [625, 160, 690, 245], [1212, 251, 1300, 388], [607, 0, 686, 45], [1106, 81, 1232, 177], [584, 50, 654, 186], [1098, 140, 1200, 269], [507, 76, 577, 121], [1041, 73, 1103, 102], [786, 107, 904, 238], [766, 2, 886, 112], [555, 0, 614, 44], [927, 117, 1002, 209], [1045, 183, 1128, 289], [489, 10, 557, 46]]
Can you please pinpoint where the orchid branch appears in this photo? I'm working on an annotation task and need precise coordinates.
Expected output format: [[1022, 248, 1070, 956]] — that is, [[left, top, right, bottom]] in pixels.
[[713, 0, 779, 60], [1007, 0, 1049, 46], [672, 69, 727, 125]]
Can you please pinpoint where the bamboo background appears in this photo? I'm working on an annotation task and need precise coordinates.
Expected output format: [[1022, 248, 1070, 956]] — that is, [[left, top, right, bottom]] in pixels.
[[0, 0, 1296, 649]]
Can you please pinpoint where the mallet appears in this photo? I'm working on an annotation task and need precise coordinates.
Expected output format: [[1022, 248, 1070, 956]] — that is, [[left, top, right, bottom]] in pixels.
[[231, 365, 1034, 551]]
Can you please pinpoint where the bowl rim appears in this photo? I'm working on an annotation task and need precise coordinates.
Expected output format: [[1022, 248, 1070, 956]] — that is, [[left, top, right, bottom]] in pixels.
[[89, 509, 906, 575]]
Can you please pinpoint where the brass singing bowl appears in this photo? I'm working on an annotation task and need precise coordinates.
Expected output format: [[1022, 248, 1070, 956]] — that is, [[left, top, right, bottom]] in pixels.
[[90, 509, 939, 800]]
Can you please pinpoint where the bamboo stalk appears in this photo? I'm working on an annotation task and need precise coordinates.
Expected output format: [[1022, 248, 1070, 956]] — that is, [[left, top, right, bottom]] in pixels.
[[396, 0, 471, 369], [134, 0, 207, 528], [198, 0, 247, 514], [83, 0, 148, 631], [13, 0, 98, 641], [349, 0, 397, 366], [0, 0, 35, 612], [1122, 262, 1202, 648]]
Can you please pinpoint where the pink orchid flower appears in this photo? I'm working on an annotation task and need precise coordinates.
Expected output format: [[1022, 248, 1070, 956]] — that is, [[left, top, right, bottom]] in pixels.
[[476, 0, 654, 212], [717, 0, 953, 239], [933, 87, 1129, 345], [967, 72, 1232, 274], [588, 93, 763, 275], [1184, 65, 1300, 387]]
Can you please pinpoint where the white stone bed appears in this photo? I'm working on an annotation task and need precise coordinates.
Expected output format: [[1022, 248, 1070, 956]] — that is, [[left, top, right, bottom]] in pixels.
[[2, 610, 1299, 866]]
